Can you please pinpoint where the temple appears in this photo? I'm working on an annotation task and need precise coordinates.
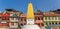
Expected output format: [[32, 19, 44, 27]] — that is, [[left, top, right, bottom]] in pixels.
[[21, 2, 40, 29]]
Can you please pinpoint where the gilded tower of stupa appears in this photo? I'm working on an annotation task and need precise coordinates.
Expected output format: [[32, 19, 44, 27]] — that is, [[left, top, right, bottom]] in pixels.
[[27, 2, 34, 19], [21, 2, 40, 29], [26, 2, 34, 25]]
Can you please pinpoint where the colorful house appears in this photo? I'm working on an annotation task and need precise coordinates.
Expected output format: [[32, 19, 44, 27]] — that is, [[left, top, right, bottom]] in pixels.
[[0, 11, 20, 29], [9, 14, 19, 29], [5, 9, 21, 29], [44, 12, 60, 29], [0, 13, 10, 29]]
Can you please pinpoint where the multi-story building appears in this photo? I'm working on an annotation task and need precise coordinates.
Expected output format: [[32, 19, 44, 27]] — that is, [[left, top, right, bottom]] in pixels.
[[20, 14, 26, 26], [0, 11, 20, 29], [20, 12, 44, 28], [5, 9, 21, 29], [34, 12, 44, 28], [0, 12, 10, 29], [9, 13, 19, 29], [44, 12, 60, 29], [5, 8, 21, 16]]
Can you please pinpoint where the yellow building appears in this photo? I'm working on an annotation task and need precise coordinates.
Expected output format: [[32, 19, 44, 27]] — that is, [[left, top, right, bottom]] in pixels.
[[44, 12, 60, 29]]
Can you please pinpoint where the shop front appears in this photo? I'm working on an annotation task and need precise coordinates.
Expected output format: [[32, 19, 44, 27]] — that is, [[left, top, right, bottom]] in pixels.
[[0, 26, 9, 29], [0, 28, 9, 29], [46, 25, 60, 29]]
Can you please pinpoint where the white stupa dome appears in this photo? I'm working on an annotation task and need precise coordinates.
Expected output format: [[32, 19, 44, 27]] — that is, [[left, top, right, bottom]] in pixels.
[[21, 25, 40, 29]]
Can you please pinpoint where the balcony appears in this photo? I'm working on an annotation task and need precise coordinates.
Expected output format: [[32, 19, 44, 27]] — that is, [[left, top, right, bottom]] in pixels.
[[10, 25, 18, 28], [44, 20, 60, 21], [9, 18, 18, 22], [9, 23, 18, 28], [35, 20, 43, 23], [35, 20, 40, 23], [10, 20, 18, 22], [45, 24, 60, 26]]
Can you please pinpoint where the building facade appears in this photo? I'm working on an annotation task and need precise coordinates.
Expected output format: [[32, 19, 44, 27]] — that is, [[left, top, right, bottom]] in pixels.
[[0, 11, 20, 29], [20, 12, 44, 28], [0, 13, 10, 29], [9, 14, 19, 29], [5, 9, 21, 29], [44, 12, 60, 29], [5, 9, 21, 16]]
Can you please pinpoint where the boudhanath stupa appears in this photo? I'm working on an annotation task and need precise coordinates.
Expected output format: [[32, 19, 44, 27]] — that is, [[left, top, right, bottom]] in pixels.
[[21, 2, 40, 29]]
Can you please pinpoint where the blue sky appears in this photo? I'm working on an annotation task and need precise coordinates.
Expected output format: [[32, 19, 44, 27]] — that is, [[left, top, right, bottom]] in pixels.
[[0, 0, 60, 13]]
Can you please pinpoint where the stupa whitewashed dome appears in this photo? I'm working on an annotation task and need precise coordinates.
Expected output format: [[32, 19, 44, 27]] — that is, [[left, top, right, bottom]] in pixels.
[[21, 25, 40, 29]]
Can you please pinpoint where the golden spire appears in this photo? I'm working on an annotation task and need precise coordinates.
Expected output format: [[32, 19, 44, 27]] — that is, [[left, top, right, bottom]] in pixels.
[[27, 2, 34, 19]]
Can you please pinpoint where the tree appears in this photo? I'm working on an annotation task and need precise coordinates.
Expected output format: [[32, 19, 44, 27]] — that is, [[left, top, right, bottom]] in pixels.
[[37, 9, 43, 15], [20, 11, 23, 14], [49, 10, 53, 12], [37, 9, 41, 12], [49, 9, 60, 14], [18, 24, 21, 29], [5, 8, 16, 11]]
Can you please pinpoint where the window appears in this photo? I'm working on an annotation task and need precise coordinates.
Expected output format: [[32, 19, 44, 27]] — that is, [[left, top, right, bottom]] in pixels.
[[24, 18, 26, 21], [58, 17, 60, 20], [35, 17, 37, 20], [44, 17, 45, 20], [59, 22, 60, 24], [45, 17, 47, 20], [10, 14, 13, 16], [54, 17, 55, 20], [46, 23, 47, 25], [10, 18, 14, 20], [11, 22, 14, 26], [24, 23, 26, 25], [50, 17, 52, 20], [52, 22, 54, 25], [0, 17, 1, 21], [38, 24, 40, 27], [55, 17, 57, 20], [14, 18, 18, 20], [55, 22, 57, 25], [47, 17, 48, 20], [48, 17, 50, 20], [52, 17, 54, 20], [2, 23, 6, 26], [57, 17, 58, 20], [21, 24, 23, 26], [38, 17, 40, 20], [14, 22, 18, 26], [2, 17, 6, 20], [49, 23, 51, 25], [21, 18, 23, 21], [1, 21, 6, 23], [6, 18, 9, 20]]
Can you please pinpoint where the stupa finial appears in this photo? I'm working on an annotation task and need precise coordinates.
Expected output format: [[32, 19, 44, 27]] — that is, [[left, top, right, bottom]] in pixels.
[[27, 1, 34, 19]]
